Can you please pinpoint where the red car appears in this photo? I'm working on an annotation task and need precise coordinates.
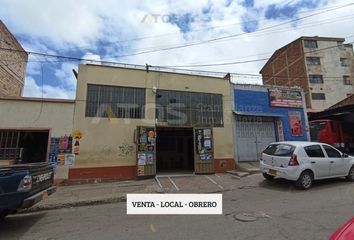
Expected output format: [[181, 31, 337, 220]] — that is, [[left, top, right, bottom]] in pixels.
[[330, 218, 354, 240]]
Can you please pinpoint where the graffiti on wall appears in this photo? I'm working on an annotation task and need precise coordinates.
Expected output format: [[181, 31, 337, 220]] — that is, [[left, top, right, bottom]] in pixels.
[[118, 141, 134, 157]]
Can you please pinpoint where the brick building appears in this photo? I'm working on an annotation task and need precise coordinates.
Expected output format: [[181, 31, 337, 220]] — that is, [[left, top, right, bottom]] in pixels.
[[0, 20, 28, 97], [260, 36, 354, 110]]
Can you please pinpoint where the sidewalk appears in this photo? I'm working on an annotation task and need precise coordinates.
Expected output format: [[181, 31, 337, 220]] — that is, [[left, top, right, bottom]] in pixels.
[[23, 178, 159, 213], [22, 173, 259, 213]]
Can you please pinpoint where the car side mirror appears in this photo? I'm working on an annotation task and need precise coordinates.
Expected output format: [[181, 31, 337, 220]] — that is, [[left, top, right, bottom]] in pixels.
[[342, 153, 349, 158]]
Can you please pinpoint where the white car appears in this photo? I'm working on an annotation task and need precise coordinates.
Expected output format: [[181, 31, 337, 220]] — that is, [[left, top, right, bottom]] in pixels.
[[260, 141, 354, 189]]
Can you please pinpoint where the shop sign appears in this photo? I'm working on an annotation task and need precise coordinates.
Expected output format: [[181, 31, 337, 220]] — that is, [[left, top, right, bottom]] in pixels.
[[269, 88, 302, 108]]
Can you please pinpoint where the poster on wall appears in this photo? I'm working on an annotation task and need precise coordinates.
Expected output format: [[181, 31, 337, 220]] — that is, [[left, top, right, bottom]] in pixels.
[[137, 153, 146, 165], [65, 154, 76, 166], [137, 165, 145, 176], [276, 120, 284, 141], [136, 126, 156, 177], [288, 111, 303, 136], [269, 88, 302, 108], [195, 128, 213, 161]]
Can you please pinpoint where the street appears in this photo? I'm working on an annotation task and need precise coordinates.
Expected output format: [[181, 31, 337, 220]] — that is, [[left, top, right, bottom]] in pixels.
[[1, 173, 354, 240]]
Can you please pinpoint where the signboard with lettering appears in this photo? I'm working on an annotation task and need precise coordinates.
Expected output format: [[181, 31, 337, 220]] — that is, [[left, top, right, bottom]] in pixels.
[[268, 88, 302, 108]]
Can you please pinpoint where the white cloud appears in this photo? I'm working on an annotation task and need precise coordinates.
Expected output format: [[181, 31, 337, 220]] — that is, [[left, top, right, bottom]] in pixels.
[[23, 77, 76, 99], [54, 62, 78, 90], [2, 0, 354, 95], [82, 52, 102, 65]]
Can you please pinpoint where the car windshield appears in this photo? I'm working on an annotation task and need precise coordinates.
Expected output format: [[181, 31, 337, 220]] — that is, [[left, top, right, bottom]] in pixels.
[[263, 144, 296, 157]]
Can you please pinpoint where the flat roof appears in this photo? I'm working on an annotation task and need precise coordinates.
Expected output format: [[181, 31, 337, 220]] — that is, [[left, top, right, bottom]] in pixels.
[[0, 96, 75, 104], [83, 64, 230, 80]]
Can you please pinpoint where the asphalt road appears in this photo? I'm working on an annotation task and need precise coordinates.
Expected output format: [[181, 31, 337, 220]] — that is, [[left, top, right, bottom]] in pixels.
[[1, 174, 354, 240]]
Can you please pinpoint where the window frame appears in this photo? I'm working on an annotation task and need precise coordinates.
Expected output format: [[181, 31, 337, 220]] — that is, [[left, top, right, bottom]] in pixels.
[[155, 89, 224, 127], [309, 74, 324, 84], [304, 40, 318, 48], [343, 75, 352, 85], [311, 93, 326, 100], [304, 145, 325, 158], [340, 58, 349, 67], [306, 57, 321, 65], [322, 145, 342, 158], [85, 84, 146, 119]]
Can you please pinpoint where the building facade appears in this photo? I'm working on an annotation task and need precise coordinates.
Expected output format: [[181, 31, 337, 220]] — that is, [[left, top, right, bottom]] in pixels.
[[260, 36, 354, 110], [70, 64, 235, 180], [0, 20, 28, 97], [0, 97, 75, 183], [232, 84, 309, 162]]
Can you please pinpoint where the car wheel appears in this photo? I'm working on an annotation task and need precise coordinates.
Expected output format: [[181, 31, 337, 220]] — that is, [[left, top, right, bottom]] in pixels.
[[296, 171, 313, 190], [347, 166, 354, 181], [263, 172, 275, 181]]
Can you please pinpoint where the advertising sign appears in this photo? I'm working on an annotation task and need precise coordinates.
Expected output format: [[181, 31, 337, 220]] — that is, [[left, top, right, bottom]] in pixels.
[[269, 88, 302, 108], [288, 111, 303, 136]]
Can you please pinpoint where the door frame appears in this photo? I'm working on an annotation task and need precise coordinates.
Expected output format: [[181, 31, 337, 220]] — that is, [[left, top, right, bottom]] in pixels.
[[193, 127, 215, 174], [135, 126, 156, 178]]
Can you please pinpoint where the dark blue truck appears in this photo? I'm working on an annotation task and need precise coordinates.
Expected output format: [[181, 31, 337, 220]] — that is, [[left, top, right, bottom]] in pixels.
[[0, 162, 56, 219]]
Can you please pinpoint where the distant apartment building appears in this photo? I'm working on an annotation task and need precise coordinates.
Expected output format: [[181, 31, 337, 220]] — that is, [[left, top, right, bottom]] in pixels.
[[0, 20, 28, 97], [260, 36, 354, 110]]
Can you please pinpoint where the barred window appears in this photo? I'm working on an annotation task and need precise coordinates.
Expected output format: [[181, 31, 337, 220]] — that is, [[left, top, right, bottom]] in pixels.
[[311, 93, 326, 100], [343, 76, 352, 85], [306, 57, 320, 65], [340, 58, 349, 67], [309, 75, 323, 84], [156, 90, 223, 127], [304, 40, 318, 48], [85, 84, 146, 119]]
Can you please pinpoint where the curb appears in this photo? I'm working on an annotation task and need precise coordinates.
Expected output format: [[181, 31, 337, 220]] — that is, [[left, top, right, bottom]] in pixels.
[[18, 188, 232, 214], [19, 196, 127, 214]]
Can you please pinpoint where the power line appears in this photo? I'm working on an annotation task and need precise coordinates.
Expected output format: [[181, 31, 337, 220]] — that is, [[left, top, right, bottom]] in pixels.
[[100, 3, 354, 60], [156, 40, 354, 68], [0, 45, 352, 82], [50, 2, 354, 54]]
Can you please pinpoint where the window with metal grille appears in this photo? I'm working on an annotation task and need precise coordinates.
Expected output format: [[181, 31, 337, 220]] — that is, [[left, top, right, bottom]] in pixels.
[[343, 76, 352, 85], [311, 93, 326, 100], [85, 84, 146, 119], [309, 75, 323, 84], [304, 40, 318, 48], [306, 57, 320, 65], [0, 131, 21, 160], [156, 90, 223, 127], [340, 58, 349, 67]]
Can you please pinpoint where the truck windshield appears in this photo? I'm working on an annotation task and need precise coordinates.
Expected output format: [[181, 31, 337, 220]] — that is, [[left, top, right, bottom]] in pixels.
[[310, 121, 327, 141]]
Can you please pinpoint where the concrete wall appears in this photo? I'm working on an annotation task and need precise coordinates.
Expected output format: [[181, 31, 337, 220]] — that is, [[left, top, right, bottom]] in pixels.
[[0, 98, 74, 135], [72, 64, 234, 179], [0, 20, 27, 97], [305, 41, 354, 110], [233, 85, 309, 142], [0, 98, 75, 182]]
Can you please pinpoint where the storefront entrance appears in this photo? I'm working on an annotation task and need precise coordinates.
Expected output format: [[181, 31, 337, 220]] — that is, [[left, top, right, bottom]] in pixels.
[[156, 127, 194, 173], [135, 126, 215, 177], [235, 116, 276, 162], [0, 129, 50, 164]]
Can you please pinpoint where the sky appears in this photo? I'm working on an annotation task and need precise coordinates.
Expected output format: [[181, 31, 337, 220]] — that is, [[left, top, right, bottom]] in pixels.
[[1, 0, 354, 99]]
